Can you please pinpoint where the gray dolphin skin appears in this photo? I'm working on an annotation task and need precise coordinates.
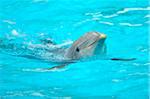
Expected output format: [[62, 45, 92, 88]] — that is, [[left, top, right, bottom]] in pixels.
[[65, 32, 106, 60], [48, 32, 107, 70]]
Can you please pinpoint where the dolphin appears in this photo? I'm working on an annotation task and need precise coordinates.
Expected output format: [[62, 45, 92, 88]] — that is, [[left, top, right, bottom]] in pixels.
[[45, 32, 107, 69], [0, 31, 136, 70], [65, 32, 106, 60], [47, 32, 136, 70], [31, 32, 106, 62]]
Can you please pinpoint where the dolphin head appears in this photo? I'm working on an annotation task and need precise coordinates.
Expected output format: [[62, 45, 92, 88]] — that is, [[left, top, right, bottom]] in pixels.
[[65, 32, 107, 60]]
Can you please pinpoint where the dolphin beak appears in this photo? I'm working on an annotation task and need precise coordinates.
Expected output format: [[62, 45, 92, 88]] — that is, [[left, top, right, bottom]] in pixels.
[[100, 33, 107, 39]]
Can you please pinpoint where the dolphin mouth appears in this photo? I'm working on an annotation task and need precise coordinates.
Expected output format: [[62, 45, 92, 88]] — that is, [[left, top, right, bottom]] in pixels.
[[99, 33, 106, 39]]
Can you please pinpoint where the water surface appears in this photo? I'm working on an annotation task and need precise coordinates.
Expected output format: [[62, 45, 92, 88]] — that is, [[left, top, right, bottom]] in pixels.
[[0, 0, 149, 98]]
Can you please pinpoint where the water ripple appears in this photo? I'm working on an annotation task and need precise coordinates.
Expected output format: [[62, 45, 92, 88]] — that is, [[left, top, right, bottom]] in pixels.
[[32, 0, 48, 3], [3, 90, 46, 98], [80, 7, 150, 27], [112, 79, 122, 83], [144, 14, 150, 18], [133, 62, 150, 66], [3, 20, 16, 25], [145, 20, 150, 24], [119, 23, 143, 27], [31, 92, 45, 97], [86, 7, 150, 19], [103, 7, 150, 18], [73, 19, 91, 27], [99, 21, 114, 26], [22, 68, 67, 72], [128, 72, 149, 76]]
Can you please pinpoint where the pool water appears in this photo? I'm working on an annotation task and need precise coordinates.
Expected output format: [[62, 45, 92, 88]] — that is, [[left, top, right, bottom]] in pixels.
[[0, 0, 149, 98]]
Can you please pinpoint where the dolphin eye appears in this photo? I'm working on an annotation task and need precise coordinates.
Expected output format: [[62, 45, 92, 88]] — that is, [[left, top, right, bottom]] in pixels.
[[76, 47, 80, 52]]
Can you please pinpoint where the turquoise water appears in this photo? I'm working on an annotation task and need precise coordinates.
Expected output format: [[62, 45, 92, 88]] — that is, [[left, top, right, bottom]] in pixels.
[[0, 0, 149, 98]]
